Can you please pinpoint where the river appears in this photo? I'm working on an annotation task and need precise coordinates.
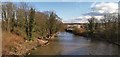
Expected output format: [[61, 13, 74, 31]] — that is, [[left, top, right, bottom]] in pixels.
[[30, 32, 119, 55]]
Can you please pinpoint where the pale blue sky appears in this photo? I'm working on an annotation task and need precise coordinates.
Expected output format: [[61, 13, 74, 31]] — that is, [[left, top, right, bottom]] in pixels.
[[1, 0, 119, 22], [28, 2, 92, 21], [0, 0, 119, 2]]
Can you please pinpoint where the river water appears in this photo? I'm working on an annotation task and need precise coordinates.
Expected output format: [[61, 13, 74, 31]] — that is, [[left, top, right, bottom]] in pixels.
[[30, 32, 119, 55]]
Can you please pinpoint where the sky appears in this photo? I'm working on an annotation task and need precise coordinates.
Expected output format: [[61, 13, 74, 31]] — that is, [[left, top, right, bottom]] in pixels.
[[0, 0, 119, 2], [28, 2, 118, 23], [29, 2, 92, 22], [0, 0, 119, 23]]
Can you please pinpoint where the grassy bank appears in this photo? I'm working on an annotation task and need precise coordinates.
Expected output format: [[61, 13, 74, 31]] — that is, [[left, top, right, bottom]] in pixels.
[[71, 27, 120, 46], [2, 31, 48, 55]]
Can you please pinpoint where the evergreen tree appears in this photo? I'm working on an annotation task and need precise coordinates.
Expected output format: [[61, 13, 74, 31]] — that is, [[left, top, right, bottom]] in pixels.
[[28, 8, 35, 40]]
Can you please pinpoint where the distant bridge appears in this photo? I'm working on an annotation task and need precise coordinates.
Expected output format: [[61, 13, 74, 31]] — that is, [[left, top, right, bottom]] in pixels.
[[64, 23, 86, 32]]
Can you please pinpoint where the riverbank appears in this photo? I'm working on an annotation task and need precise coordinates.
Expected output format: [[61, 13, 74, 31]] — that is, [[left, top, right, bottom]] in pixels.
[[2, 31, 49, 55], [96, 37, 120, 46], [67, 30, 120, 46], [2, 31, 58, 55]]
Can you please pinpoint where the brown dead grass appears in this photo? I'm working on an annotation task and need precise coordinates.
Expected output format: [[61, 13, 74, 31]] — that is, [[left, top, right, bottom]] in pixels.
[[2, 31, 25, 55], [2, 31, 47, 55]]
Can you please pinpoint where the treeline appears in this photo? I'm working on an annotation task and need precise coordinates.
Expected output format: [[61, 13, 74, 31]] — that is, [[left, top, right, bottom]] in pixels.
[[87, 14, 119, 45], [2, 2, 64, 40]]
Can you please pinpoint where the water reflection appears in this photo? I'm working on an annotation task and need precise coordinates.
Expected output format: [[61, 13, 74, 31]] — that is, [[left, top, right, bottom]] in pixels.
[[30, 32, 119, 55]]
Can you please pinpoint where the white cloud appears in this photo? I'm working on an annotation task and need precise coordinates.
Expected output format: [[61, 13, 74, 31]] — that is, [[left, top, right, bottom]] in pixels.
[[74, 2, 118, 23], [85, 2, 118, 16], [91, 2, 97, 8], [92, 2, 118, 14], [63, 15, 104, 23], [63, 2, 118, 23], [73, 15, 103, 23]]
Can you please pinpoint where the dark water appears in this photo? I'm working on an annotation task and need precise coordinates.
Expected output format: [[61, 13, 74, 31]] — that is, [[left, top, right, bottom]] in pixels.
[[30, 32, 119, 55]]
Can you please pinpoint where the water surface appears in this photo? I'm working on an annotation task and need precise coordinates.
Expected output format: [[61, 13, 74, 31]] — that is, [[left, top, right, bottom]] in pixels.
[[30, 32, 119, 55]]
